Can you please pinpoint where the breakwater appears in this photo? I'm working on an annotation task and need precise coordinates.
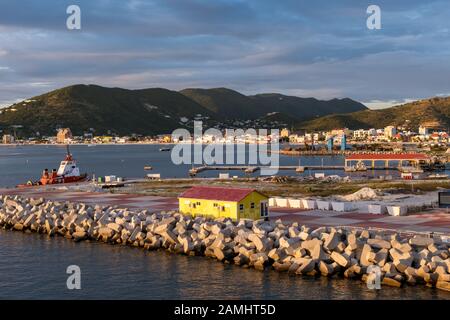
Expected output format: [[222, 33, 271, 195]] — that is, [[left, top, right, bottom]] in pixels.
[[1, 195, 450, 292]]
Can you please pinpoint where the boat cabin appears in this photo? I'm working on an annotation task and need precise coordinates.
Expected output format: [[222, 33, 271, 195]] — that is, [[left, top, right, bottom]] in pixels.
[[57, 154, 81, 177]]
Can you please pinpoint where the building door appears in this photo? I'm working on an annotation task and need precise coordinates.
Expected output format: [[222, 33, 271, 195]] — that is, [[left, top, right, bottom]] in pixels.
[[260, 202, 268, 218]]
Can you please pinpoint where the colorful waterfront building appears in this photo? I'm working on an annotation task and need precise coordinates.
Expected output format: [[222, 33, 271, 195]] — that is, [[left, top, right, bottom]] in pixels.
[[56, 128, 72, 144], [2, 134, 15, 144], [178, 186, 269, 220]]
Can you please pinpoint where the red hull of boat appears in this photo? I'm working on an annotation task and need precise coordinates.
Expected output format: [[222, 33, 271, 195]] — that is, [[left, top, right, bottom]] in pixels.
[[17, 174, 88, 188]]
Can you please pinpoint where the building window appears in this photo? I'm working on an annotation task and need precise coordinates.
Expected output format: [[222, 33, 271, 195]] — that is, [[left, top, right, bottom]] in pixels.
[[250, 202, 255, 209], [197, 201, 201, 206], [213, 203, 218, 207], [239, 204, 244, 211]]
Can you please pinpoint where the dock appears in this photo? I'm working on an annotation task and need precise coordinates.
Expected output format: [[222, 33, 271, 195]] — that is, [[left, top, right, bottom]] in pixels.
[[188, 165, 348, 176], [188, 164, 430, 176]]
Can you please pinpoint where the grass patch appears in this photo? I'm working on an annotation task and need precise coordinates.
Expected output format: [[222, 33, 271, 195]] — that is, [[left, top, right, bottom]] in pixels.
[[116, 178, 450, 198]]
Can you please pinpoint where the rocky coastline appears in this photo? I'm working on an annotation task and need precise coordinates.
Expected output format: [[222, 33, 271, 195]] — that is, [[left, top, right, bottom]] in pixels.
[[1, 195, 450, 292]]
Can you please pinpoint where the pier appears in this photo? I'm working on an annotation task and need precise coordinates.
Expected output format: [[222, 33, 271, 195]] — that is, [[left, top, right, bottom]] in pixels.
[[189, 165, 345, 176], [188, 153, 436, 176], [187, 164, 411, 176], [345, 153, 430, 170]]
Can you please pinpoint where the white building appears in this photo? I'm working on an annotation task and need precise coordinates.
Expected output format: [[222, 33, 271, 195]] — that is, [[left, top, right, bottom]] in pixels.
[[289, 134, 304, 143], [313, 133, 321, 141], [353, 129, 368, 139], [384, 126, 397, 139], [367, 128, 377, 136], [418, 126, 429, 135]]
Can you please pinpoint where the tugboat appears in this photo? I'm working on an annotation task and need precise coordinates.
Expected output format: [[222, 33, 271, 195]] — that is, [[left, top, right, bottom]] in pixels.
[[17, 146, 88, 187]]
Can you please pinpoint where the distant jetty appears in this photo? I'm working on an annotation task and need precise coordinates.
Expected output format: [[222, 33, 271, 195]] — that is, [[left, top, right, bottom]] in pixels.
[[1, 195, 449, 292]]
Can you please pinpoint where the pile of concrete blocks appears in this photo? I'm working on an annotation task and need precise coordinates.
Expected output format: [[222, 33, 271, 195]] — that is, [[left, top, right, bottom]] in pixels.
[[1, 195, 450, 293]]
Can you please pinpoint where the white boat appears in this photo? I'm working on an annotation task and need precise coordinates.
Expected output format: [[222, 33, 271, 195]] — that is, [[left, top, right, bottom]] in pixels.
[[399, 166, 423, 173], [427, 173, 448, 180]]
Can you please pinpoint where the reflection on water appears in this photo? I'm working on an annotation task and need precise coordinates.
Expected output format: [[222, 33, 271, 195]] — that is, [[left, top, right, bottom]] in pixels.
[[1, 230, 449, 300]]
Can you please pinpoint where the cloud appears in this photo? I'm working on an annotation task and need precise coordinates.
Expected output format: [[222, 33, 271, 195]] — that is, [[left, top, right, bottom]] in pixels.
[[363, 99, 417, 110], [0, 0, 449, 109]]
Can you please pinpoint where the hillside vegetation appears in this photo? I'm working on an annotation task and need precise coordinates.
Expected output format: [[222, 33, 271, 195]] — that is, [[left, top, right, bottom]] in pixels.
[[0, 84, 367, 136], [299, 97, 450, 130]]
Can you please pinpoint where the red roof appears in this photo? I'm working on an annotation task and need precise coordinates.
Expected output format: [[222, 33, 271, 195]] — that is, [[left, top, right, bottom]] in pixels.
[[179, 186, 262, 202], [346, 153, 429, 160]]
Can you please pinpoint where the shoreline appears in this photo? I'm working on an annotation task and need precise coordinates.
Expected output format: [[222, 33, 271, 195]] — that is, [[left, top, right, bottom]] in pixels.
[[1, 195, 449, 293], [0, 142, 177, 146]]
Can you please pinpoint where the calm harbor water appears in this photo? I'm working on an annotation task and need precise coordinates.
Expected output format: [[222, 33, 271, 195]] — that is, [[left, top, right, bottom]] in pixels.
[[1, 229, 449, 300], [0, 144, 408, 188], [1, 145, 449, 299]]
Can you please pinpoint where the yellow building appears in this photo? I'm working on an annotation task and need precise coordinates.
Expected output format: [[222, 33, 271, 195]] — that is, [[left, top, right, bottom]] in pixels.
[[56, 128, 72, 144], [178, 186, 269, 220], [280, 128, 290, 138], [94, 136, 113, 143], [157, 134, 172, 143], [2, 134, 15, 144]]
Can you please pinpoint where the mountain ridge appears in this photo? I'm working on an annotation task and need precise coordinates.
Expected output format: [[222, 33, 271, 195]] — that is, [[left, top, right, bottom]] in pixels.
[[180, 87, 367, 120], [0, 84, 367, 136]]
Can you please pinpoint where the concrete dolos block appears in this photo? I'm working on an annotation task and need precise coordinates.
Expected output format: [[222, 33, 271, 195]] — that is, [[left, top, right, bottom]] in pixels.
[[288, 199, 302, 209], [387, 205, 407, 216], [301, 199, 316, 210], [268, 198, 276, 207], [274, 198, 288, 208], [368, 204, 386, 215], [331, 202, 353, 212], [316, 200, 331, 210]]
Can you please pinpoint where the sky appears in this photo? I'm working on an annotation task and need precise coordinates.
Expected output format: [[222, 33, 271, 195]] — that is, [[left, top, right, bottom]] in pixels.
[[0, 0, 449, 109]]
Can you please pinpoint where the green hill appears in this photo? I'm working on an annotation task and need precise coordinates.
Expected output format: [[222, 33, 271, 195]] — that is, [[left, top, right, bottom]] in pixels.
[[180, 87, 258, 119], [250, 94, 366, 121], [180, 88, 367, 121], [0, 84, 368, 136], [298, 97, 450, 130], [0, 84, 214, 136]]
